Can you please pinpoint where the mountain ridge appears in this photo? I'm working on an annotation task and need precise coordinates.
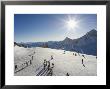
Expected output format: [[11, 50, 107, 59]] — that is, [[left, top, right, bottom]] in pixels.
[[15, 29, 97, 56]]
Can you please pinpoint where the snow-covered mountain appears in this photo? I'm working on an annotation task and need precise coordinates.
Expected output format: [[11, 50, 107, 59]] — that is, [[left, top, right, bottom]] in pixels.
[[47, 29, 97, 55], [15, 29, 97, 56], [56, 29, 97, 55]]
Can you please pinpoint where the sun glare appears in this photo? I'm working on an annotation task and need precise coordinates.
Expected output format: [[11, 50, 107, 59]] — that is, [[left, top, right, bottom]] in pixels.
[[67, 20, 77, 29], [58, 15, 79, 31]]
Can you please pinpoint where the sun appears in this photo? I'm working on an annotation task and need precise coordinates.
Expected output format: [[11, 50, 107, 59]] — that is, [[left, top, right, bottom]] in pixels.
[[59, 15, 79, 31], [67, 19, 77, 29]]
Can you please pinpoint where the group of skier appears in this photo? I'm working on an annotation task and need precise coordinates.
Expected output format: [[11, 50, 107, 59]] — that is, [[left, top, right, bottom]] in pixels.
[[15, 55, 34, 72], [43, 55, 54, 76], [73, 52, 86, 67]]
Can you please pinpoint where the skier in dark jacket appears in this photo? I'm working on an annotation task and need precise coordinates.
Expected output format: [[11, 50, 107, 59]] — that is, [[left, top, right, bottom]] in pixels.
[[63, 50, 66, 54], [51, 55, 53, 60], [15, 64, 18, 70], [43, 59, 47, 70], [47, 61, 50, 70], [26, 61, 28, 67], [66, 73, 69, 76], [49, 67, 53, 76], [49, 63, 54, 76], [51, 63, 54, 68], [82, 59, 83, 64]]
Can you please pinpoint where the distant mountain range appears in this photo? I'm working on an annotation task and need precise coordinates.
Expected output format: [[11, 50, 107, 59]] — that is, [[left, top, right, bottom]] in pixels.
[[15, 29, 97, 56]]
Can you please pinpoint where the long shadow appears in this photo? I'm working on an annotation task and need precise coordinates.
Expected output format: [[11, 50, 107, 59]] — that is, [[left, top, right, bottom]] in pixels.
[[40, 68, 48, 76], [36, 68, 45, 76], [36, 67, 51, 76], [14, 63, 33, 73], [43, 69, 50, 76], [35, 57, 54, 73], [35, 55, 55, 76], [44, 70, 51, 76]]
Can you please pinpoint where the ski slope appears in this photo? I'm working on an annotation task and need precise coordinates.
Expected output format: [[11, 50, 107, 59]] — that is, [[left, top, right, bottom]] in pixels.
[[14, 46, 97, 76]]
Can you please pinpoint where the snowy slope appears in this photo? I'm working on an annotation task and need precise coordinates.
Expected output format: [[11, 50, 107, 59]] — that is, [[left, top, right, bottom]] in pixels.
[[14, 46, 97, 76]]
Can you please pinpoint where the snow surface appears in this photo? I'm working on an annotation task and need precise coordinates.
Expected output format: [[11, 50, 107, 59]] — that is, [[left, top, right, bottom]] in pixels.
[[14, 46, 97, 76]]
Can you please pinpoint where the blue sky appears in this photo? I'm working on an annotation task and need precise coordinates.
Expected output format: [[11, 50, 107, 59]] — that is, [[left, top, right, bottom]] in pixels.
[[14, 14, 97, 42]]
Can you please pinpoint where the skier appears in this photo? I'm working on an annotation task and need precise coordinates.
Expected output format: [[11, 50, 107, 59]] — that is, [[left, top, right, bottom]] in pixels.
[[47, 61, 50, 70], [15, 64, 18, 70], [51, 63, 54, 68], [30, 60, 32, 65], [51, 55, 53, 60], [66, 73, 69, 76], [26, 61, 28, 67], [82, 59, 83, 64], [49, 67, 53, 76], [32, 56, 33, 60], [73, 53, 74, 55], [63, 50, 66, 54], [43, 59, 47, 70]]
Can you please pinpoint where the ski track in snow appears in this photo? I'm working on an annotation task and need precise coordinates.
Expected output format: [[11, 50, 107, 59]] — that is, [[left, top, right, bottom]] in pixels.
[[14, 46, 97, 76]]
